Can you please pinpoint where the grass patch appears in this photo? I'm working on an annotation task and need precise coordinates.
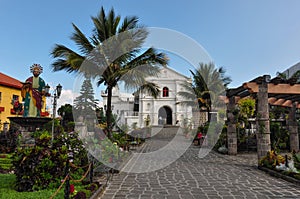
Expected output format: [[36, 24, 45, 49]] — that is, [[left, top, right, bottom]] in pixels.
[[0, 174, 92, 199], [0, 154, 13, 171]]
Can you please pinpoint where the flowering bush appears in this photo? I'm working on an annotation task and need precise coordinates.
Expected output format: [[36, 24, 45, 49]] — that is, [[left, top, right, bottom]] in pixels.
[[259, 150, 285, 169], [12, 130, 88, 192], [260, 150, 300, 180]]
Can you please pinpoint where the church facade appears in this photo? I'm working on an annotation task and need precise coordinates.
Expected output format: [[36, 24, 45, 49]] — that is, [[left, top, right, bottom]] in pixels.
[[101, 66, 199, 129]]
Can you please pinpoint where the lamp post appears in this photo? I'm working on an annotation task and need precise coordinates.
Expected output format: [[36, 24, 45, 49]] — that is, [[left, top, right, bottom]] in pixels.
[[3, 121, 9, 133], [46, 84, 62, 146]]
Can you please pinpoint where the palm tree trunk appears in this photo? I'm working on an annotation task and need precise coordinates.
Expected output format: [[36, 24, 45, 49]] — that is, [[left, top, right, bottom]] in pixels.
[[207, 107, 211, 123], [106, 86, 113, 139]]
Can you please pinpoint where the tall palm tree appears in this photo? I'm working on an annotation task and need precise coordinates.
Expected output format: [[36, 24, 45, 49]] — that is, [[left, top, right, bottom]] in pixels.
[[178, 62, 231, 123], [51, 7, 168, 138]]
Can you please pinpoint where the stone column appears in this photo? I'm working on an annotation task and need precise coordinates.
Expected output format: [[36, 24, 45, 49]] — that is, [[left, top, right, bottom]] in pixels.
[[227, 96, 237, 155], [256, 76, 271, 162], [288, 102, 299, 152]]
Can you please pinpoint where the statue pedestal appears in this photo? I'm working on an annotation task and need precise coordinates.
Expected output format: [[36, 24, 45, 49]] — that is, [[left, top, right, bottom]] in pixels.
[[8, 117, 52, 145]]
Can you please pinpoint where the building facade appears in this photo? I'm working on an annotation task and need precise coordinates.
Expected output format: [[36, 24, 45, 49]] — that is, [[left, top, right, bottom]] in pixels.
[[0, 72, 49, 131], [0, 72, 23, 130], [101, 66, 198, 129], [282, 62, 300, 78]]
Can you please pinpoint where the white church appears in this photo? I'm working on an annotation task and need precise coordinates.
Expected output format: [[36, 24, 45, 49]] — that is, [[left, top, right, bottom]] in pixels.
[[101, 66, 200, 129]]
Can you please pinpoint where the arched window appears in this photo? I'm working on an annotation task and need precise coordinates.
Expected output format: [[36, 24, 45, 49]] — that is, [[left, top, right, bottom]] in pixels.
[[162, 87, 169, 97]]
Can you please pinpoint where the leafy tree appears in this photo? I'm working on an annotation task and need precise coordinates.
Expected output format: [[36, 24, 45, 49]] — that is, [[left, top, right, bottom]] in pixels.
[[57, 104, 74, 130], [237, 98, 255, 135], [237, 98, 255, 120], [50, 7, 168, 138]]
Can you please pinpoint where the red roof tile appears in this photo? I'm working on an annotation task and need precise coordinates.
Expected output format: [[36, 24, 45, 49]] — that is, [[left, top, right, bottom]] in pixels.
[[0, 72, 22, 89]]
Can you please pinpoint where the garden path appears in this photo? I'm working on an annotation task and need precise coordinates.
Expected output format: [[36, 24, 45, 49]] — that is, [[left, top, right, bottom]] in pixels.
[[99, 128, 300, 199]]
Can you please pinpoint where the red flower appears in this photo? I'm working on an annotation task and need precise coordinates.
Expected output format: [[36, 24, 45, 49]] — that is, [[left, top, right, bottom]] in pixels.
[[70, 184, 75, 194]]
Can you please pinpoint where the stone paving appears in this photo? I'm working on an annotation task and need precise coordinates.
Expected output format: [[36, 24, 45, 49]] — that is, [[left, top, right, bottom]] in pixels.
[[99, 132, 300, 199]]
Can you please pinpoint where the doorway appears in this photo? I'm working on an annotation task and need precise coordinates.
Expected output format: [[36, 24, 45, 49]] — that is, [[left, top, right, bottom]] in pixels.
[[158, 106, 172, 125]]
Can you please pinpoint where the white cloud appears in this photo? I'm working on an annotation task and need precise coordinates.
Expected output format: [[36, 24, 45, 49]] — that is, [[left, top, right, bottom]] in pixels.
[[46, 89, 79, 116]]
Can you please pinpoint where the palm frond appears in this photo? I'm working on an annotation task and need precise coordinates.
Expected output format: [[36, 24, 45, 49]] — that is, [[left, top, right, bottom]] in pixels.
[[71, 23, 94, 55], [136, 82, 160, 99], [50, 44, 84, 73], [118, 16, 139, 32]]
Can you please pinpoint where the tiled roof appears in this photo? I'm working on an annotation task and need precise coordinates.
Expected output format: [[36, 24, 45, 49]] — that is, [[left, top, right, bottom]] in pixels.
[[0, 72, 22, 89]]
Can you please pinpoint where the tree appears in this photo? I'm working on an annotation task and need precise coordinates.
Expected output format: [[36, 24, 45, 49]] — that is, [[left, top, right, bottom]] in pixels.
[[237, 98, 255, 119], [178, 62, 231, 123], [51, 7, 168, 138], [237, 97, 255, 129], [57, 103, 74, 130], [73, 77, 99, 130]]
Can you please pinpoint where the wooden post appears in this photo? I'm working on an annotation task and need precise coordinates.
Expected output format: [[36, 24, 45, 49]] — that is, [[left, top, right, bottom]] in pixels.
[[64, 160, 70, 199], [288, 102, 299, 152], [256, 75, 271, 162], [227, 96, 237, 155]]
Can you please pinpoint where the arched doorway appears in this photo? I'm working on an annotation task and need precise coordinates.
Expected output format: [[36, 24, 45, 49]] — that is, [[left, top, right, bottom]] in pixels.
[[158, 106, 172, 125]]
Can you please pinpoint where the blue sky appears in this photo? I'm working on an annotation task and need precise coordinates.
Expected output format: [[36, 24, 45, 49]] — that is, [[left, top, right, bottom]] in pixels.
[[1, 0, 300, 108]]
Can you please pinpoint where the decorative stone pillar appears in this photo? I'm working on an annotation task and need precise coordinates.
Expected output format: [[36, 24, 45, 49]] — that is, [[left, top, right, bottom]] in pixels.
[[256, 76, 271, 162], [227, 96, 237, 155], [288, 102, 299, 152]]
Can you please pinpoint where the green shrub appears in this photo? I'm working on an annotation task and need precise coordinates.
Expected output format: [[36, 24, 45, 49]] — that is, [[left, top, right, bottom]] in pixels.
[[12, 130, 88, 192], [0, 154, 13, 171]]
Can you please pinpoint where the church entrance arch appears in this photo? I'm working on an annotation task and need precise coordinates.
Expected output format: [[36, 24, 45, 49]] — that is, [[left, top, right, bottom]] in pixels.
[[158, 106, 172, 125]]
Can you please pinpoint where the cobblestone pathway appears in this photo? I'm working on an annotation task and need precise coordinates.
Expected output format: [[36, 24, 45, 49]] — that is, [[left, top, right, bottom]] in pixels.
[[99, 131, 300, 199]]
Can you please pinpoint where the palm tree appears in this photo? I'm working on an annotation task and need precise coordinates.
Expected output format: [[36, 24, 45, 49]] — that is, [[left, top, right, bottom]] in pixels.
[[50, 7, 168, 138], [178, 62, 231, 123]]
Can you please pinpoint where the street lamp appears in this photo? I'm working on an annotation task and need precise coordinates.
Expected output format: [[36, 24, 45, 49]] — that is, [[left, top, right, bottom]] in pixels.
[[3, 121, 9, 133], [50, 84, 62, 146]]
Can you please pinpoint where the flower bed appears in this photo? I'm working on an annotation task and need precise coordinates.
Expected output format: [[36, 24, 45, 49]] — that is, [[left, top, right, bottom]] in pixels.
[[259, 150, 300, 184]]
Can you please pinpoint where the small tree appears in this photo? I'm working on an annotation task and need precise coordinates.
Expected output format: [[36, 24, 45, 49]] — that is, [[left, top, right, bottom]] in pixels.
[[57, 104, 74, 130], [237, 97, 255, 125], [73, 78, 99, 131]]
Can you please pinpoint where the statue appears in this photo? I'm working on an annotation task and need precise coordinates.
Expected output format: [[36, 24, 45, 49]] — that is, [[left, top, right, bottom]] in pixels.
[[21, 64, 46, 117]]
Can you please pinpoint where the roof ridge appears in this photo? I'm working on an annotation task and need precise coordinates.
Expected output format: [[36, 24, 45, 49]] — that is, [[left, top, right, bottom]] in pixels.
[[0, 72, 23, 89]]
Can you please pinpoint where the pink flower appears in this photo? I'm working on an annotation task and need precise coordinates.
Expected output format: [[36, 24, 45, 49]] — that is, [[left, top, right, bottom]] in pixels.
[[70, 184, 75, 194]]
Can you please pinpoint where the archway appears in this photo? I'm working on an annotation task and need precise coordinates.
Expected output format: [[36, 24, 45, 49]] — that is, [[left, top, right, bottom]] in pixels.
[[158, 106, 172, 125]]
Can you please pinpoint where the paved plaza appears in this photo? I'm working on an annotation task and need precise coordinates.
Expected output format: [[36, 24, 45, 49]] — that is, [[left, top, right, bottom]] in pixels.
[[99, 131, 300, 199]]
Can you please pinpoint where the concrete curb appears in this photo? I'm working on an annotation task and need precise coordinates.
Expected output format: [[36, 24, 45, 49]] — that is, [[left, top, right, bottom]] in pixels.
[[90, 182, 107, 199], [258, 166, 300, 186]]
